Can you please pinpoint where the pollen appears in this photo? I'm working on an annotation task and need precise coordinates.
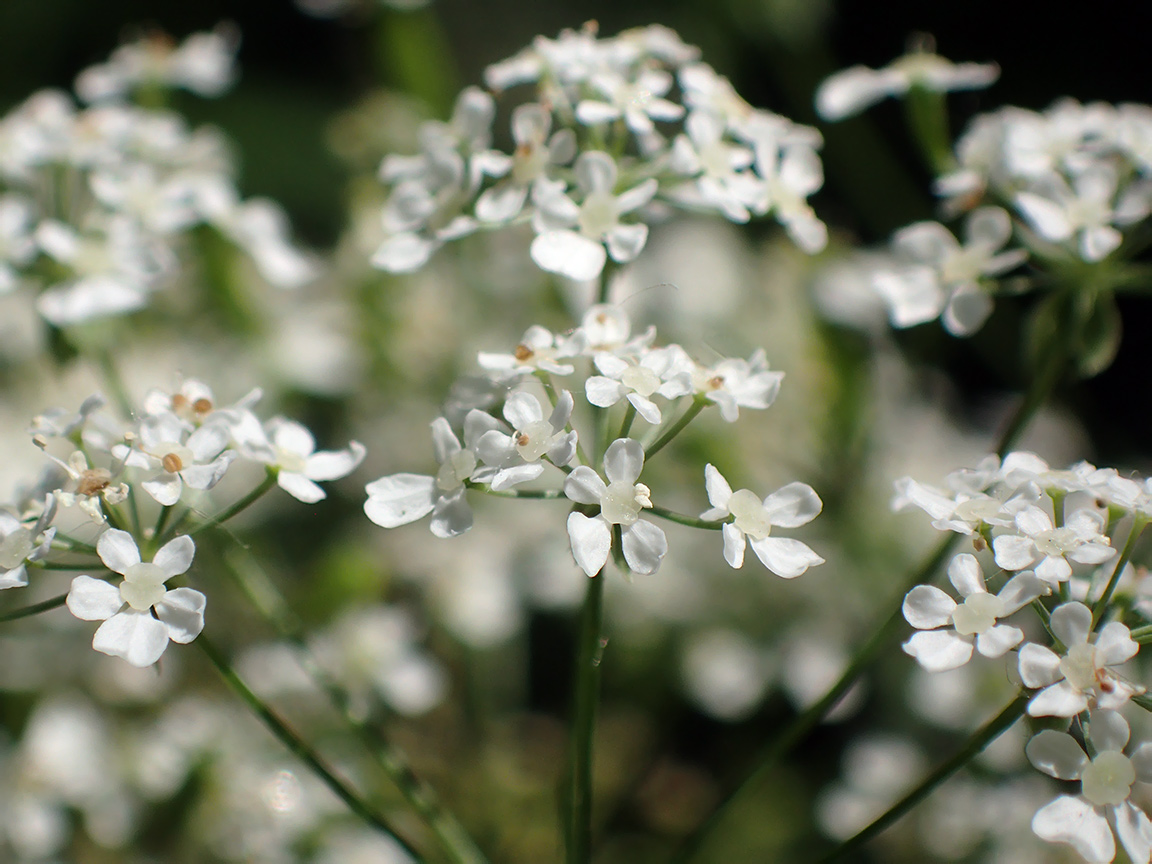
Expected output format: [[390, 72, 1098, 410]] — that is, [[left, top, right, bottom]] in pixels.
[[514, 344, 534, 361], [161, 453, 185, 473], [76, 468, 112, 497]]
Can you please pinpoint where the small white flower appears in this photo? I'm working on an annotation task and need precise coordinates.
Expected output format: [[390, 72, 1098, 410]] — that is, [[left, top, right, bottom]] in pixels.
[[66, 529, 204, 667], [564, 438, 667, 576], [902, 553, 1044, 671], [473, 389, 578, 490], [1027, 710, 1152, 864], [584, 350, 691, 424], [235, 416, 365, 503], [115, 412, 235, 506], [1018, 601, 1142, 717], [692, 349, 784, 422], [993, 505, 1116, 586], [700, 464, 823, 577], [0, 498, 56, 589]]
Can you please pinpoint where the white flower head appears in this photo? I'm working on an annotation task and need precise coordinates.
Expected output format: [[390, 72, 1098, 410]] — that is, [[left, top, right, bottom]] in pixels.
[[66, 529, 203, 667], [563, 438, 667, 576], [902, 553, 1045, 671], [1027, 710, 1152, 864], [235, 415, 365, 504], [473, 389, 578, 491], [993, 504, 1116, 586], [1018, 601, 1143, 717], [701, 464, 823, 577]]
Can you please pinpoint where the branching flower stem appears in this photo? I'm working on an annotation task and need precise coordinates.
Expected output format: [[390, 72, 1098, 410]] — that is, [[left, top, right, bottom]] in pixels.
[[675, 340, 1066, 863], [187, 470, 278, 537], [646, 505, 724, 530], [566, 566, 606, 864], [218, 544, 488, 864], [0, 593, 67, 623], [813, 693, 1028, 863], [198, 634, 427, 862], [1092, 514, 1149, 629], [644, 397, 706, 460]]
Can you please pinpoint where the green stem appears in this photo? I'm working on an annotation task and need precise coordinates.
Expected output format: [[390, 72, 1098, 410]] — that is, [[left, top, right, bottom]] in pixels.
[[97, 350, 134, 419], [0, 593, 68, 622], [472, 484, 564, 500], [1130, 624, 1152, 642], [673, 532, 960, 864], [221, 548, 488, 864], [198, 635, 425, 861], [566, 568, 606, 864], [1092, 515, 1148, 629], [814, 694, 1028, 863], [189, 471, 278, 536], [617, 401, 637, 440], [646, 506, 724, 531], [644, 398, 706, 460]]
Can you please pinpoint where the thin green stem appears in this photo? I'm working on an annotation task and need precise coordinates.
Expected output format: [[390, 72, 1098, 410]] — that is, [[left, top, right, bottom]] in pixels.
[[566, 568, 606, 864], [814, 694, 1028, 863], [189, 471, 278, 536], [53, 534, 99, 554], [220, 548, 489, 864], [472, 484, 564, 499], [97, 350, 135, 419], [0, 593, 67, 623], [673, 532, 960, 864], [1092, 516, 1148, 629], [31, 561, 101, 571], [617, 402, 637, 441], [153, 504, 175, 545], [126, 485, 142, 538], [197, 635, 425, 861], [644, 398, 706, 460], [646, 506, 724, 531]]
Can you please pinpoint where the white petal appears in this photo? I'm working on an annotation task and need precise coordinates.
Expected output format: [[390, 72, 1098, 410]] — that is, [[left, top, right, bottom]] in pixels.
[[155, 588, 206, 643], [1114, 801, 1152, 864], [902, 585, 957, 629], [567, 512, 611, 577], [371, 233, 436, 272], [503, 391, 543, 430], [814, 66, 902, 121], [364, 473, 436, 528], [622, 520, 667, 576], [429, 489, 472, 538], [142, 473, 182, 506], [1026, 730, 1088, 779], [97, 528, 141, 574], [996, 572, 1047, 615], [1032, 795, 1114, 863], [942, 285, 993, 337], [1014, 193, 1073, 242], [531, 230, 606, 281], [603, 438, 644, 486], [36, 278, 147, 325], [1018, 642, 1062, 688], [586, 376, 625, 408], [605, 223, 649, 263], [93, 609, 171, 667], [430, 417, 461, 464], [747, 536, 824, 578], [626, 393, 662, 425], [903, 629, 974, 672], [947, 553, 986, 597], [992, 534, 1037, 571], [721, 523, 745, 568], [760, 482, 822, 528], [1028, 681, 1089, 718], [66, 575, 123, 621], [305, 442, 366, 481], [279, 471, 326, 503], [153, 534, 195, 579], [1131, 744, 1152, 784], [1051, 602, 1092, 648], [1096, 622, 1139, 666], [975, 624, 1024, 657], [564, 466, 607, 506], [1090, 710, 1131, 754], [703, 464, 733, 512]]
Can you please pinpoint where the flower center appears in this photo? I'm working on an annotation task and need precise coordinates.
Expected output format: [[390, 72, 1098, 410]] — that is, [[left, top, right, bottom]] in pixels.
[[276, 448, 308, 475], [620, 364, 660, 397], [1081, 751, 1136, 807], [515, 420, 555, 462], [729, 489, 772, 540], [437, 449, 476, 492], [600, 480, 651, 526], [120, 561, 168, 612], [578, 191, 619, 239], [950, 592, 1004, 635], [156, 442, 193, 474], [1059, 643, 1099, 691]]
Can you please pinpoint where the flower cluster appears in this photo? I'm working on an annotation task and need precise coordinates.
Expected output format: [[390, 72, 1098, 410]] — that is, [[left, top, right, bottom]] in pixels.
[[364, 303, 822, 580], [371, 23, 827, 281], [6, 379, 363, 666], [0, 27, 314, 327], [895, 452, 1152, 862]]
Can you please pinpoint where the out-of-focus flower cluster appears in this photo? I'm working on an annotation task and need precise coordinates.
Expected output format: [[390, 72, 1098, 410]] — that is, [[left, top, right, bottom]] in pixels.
[[0, 26, 315, 328], [371, 22, 828, 281]]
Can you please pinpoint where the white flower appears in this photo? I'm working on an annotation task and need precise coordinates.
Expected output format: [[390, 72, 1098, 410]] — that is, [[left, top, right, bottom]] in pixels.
[[474, 103, 575, 224], [476, 324, 580, 377], [473, 389, 578, 490], [816, 49, 999, 122], [115, 412, 235, 506], [692, 349, 783, 422], [700, 464, 823, 577], [0, 498, 56, 589], [747, 130, 828, 253], [584, 350, 691, 424], [235, 416, 365, 503], [874, 207, 1027, 336], [1018, 601, 1142, 717], [364, 414, 492, 538], [1027, 710, 1152, 863], [902, 553, 1045, 671], [530, 151, 657, 281], [66, 529, 204, 667], [993, 505, 1116, 586], [563, 438, 667, 576], [666, 109, 760, 222]]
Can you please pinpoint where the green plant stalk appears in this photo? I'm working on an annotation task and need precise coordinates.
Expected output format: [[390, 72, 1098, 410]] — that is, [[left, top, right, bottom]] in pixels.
[[676, 344, 1065, 863], [644, 397, 706, 460], [221, 547, 489, 864], [566, 567, 606, 864], [1092, 515, 1149, 629], [0, 593, 67, 623], [188, 470, 278, 537], [903, 85, 955, 177], [815, 694, 1028, 863], [197, 634, 425, 861], [646, 505, 724, 531]]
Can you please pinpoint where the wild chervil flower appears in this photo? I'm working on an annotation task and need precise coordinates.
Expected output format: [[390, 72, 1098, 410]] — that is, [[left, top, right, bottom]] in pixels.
[[66, 529, 204, 667]]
